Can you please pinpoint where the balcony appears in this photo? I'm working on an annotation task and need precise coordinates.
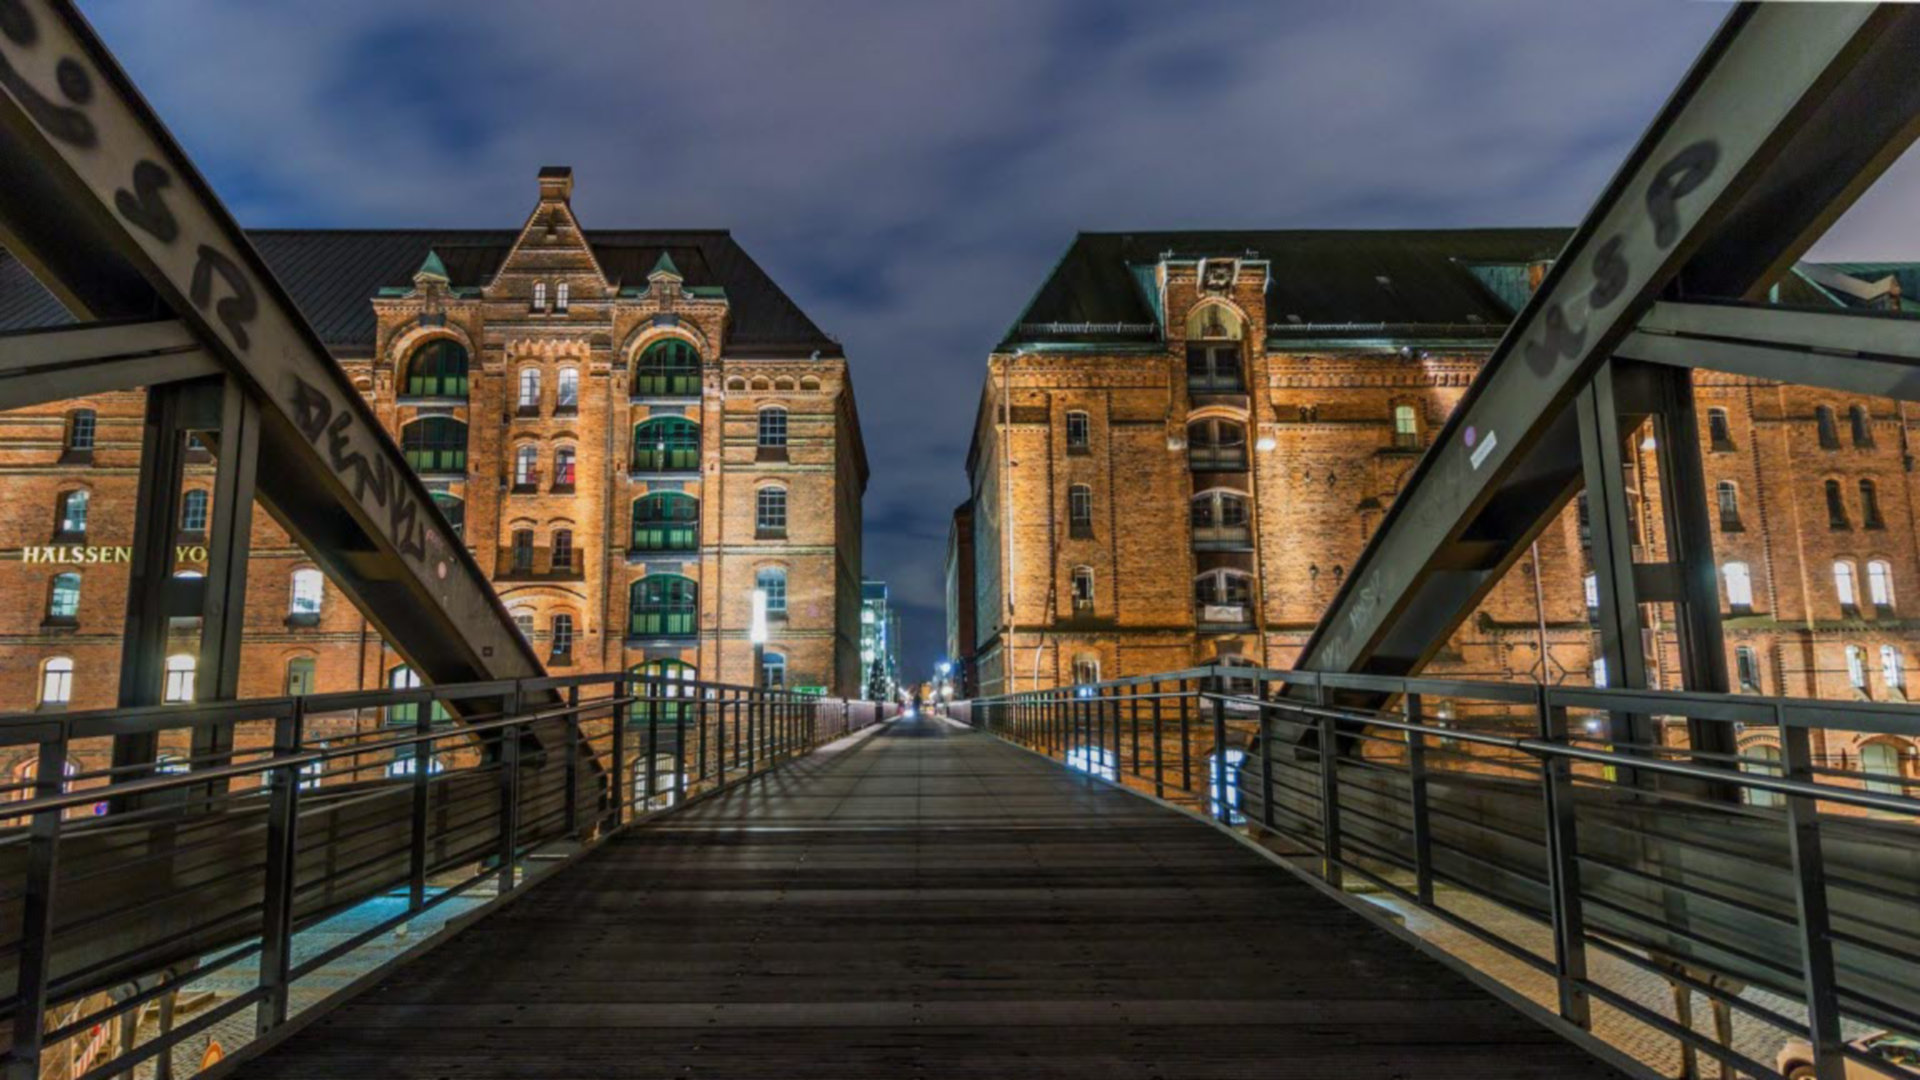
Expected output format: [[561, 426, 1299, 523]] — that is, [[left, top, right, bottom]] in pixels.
[[1191, 524, 1252, 551], [1196, 603, 1250, 630], [630, 373, 701, 400], [630, 524, 698, 557], [1187, 444, 1247, 472], [628, 610, 697, 640]]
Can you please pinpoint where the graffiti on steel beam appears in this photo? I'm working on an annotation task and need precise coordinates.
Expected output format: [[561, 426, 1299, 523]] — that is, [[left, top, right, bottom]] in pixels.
[[289, 377, 435, 565]]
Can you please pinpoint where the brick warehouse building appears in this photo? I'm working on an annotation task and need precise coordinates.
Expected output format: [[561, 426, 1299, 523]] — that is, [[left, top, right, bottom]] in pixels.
[[0, 168, 868, 753], [950, 230, 1919, 787]]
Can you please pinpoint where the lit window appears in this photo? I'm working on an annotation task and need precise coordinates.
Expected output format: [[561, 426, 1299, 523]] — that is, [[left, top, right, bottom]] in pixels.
[[557, 367, 579, 410], [758, 407, 789, 449], [164, 654, 196, 704], [551, 614, 574, 658], [761, 650, 787, 689], [1868, 560, 1895, 609], [387, 755, 445, 778], [47, 572, 80, 620], [554, 446, 577, 487], [532, 282, 547, 311], [286, 657, 316, 696], [552, 529, 574, 572], [518, 368, 541, 410], [514, 445, 538, 488], [555, 282, 570, 312], [1862, 742, 1902, 795], [66, 409, 96, 453], [1834, 561, 1859, 609], [1071, 566, 1094, 608], [290, 568, 324, 617], [1592, 658, 1609, 688], [56, 490, 89, 536], [757, 566, 788, 614], [181, 489, 209, 533], [1846, 644, 1868, 690], [1208, 748, 1247, 823], [1065, 411, 1090, 450], [1392, 404, 1418, 449], [756, 487, 787, 535], [1881, 645, 1905, 691], [39, 657, 73, 707], [1583, 573, 1599, 613], [1723, 562, 1754, 611], [1742, 745, 1783, 808], [1072, 656, 1100, 685]]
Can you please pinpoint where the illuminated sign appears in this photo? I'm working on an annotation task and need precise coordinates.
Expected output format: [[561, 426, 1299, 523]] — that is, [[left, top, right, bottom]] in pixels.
[[18, 545, 207, 564]]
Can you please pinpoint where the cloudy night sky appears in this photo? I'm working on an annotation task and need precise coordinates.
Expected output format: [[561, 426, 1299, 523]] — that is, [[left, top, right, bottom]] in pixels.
[[82, 0, 1919, 679]]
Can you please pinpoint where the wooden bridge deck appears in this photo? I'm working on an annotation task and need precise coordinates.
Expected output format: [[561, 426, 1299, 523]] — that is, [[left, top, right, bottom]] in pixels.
[[236, 714, 1629, 1079]]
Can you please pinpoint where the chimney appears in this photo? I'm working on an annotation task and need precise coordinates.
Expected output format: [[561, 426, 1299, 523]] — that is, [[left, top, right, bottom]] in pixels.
[[538, 165, 573, 204]]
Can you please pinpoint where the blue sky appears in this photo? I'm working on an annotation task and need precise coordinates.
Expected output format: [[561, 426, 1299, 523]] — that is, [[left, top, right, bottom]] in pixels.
[[83, 0, 1919, 678]]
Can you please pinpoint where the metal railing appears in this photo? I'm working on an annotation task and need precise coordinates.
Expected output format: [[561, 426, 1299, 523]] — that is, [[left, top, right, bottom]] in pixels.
[[0, 674, 879, 1080], [964, 666, 1920, 1080]]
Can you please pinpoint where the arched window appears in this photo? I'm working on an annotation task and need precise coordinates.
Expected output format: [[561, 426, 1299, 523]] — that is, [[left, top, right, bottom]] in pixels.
[[517, 367, 542, 412], [1185, 306, 1244, 392], [1392, 404, 1419, 450], [1070, 566, 1094, 611], [1834, 560, 1859, 610], [553, 445, 577, 489], [1846, 644, 1868, 691], [400, 417, 467, 473], [1715, 481, 1740, 530], [1849, 404, 1873, 448], [532, 282, 547, 311], [551, 528, 575, 573], [633, 339, 701, 397], [630, 575, 697, 637], [1723, 562, 1754, 611], [550, 614, 575, 659], [761, 650, 787, 690], [1860, 479, 1884, 529], [1880, 645, 1905, 693], [555, 281, 570, 312], [431, 492, 464, 537], [1815, 405, 1840, 449], [47, 572, 80, 621], [181, 489, 210, 533], [39, 657, 73, 707], [632, 492, 698, 552], [290, 568, 324, 619], [56, 490, 89, 537], [64, 408, 96, 454], [510, 528, 534, 571], [1071, 655, 1101, 686], [1067, 484, 1094, 537], [1190, 490, 1250, 548], [1742, 745, 1783, 808], [285, 657, 316, 696], [164, 654, 196, 704], [758, 407, 789, 449], [632, 416, 700, 472], [513, 610, 534, 640], [632, 659, 697, 729], [513, 444, 539, 488], [1065, 410, 1091, 451], [1186, 418, 1247, 471], [1868, 559, 1895, 610], [403, 339, 469, 397], [1861, 741, 1903, 795], [1707, 408, 1733, 450], [1825, 479, 1850, 530], [756, 566, 788, 614], [1195, 569, 1252, 623], [756, 486, 787, 537], [383, 664, 447, 727], [556, 367, 579, 411]]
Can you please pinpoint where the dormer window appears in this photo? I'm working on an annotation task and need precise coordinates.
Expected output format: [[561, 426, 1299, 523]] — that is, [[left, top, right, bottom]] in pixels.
[[555, 282, 570, 312], [532, 282, 548, 312]]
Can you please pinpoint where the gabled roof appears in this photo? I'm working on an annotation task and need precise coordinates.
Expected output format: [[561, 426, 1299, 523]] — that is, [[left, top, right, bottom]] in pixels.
[[0, 229, 841, 358]]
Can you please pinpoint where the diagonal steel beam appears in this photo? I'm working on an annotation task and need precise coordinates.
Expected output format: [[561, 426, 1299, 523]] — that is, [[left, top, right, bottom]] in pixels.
[[1618, 301, 1920, 402], [0, 319, 217, 408], [1302, 3, 1920, 677]]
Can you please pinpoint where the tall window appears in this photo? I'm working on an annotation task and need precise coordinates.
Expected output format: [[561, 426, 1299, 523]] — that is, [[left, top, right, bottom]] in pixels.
[[756, 486, 788, 536], [1071, 566, 1094, 610], [1723, 562, 1754, 612], [632, 416, 700, 472], [1584, 573, 1600, 615], [56, 490, 89, 536], [1825, 479, 1849, 530], [290, 568, 324, 618], [757, 566, 788, 614], [556, 367, 579, 411], [634, 339, 700, 397], [1716, 481, 1740, 531], [1742, 745, 1783, 809], [65, 409, 97, 455], [1735, 646, 1761, 693], [514, 445, 539, 488], [632, 492, 698, 552], [1186, 342, 1243, 392], [1860, 479, 1884, 529], [758, 407, 789, 449], [1862, 741, 1903, 795], [555, 282, 570, 312], [551, 614, 574, 659], [630, 575, 697, 637], [400, 417, 467, 473], [164, 654, 196, 704], [1816, 405, 1840, 450], [404, 340, 469, 397], [632, 659, 696, 725], [1868, 559, 1895, 610], [47, 572, 80, 620], [286, 657, 316, 696], [181, 489, 210, 533], [553, 446, 577, 488], [1849, 404, 1873, 448], [39, 657, 73, 707], [517, 367, 542, 412], [511, 529, 534, 572], [1881, 646, 1905, 693], [532, 282, 547, 311], [1071, 655, 1101, 686], [761, 651, 787, 690], [1592, 658, 1609, 688], [1834, 560, 1859, 610], [1065, 411, 1090, 451], [1195, 570, 1252, 620], [1846, 644, 1868, 691], [1191, 490, 1250, 548], [1068, 484, 1093, 538], [1186, 418, 1248, 471], [551, 529, 575, 572], [1392, 404, 1419, 450], [1707, 408, 1733, 450], [514, 611, 534, 640]]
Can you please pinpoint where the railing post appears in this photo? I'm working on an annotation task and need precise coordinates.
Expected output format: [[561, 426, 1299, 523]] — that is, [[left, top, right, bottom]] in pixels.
[[1210, 673, 1232, 825], [696, 691, 710, 792], [1179, 679, 1193, 794], [746, 690, 758, 776], [715, 691, 728, 788], [7, 728, 69, 1080], [1405, 691, 1434, 905], [1538, 688, 1591, 1028], [1315, 678, 1343, 887], [256, 700, 303, 1036], [611, 676, 629, 828], [1151, 680, 1165, 800], [644, 679, 660, 812], [408, 695, 431, 909], [1128, 683, 1141, 781], [563, 684, 581, 839], [498, 718, 522, 893], [1258, 676, 1275, 832], [1780, 708, 1843, 1080], [673, 689, 689, 804]]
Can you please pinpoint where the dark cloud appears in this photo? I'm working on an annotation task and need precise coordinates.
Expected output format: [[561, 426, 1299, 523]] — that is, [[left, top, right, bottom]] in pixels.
[[83, 0, 1915, 677]]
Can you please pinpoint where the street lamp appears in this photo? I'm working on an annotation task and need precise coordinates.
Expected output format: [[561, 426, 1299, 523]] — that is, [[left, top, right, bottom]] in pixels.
[[750, 587, 769, 690]]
